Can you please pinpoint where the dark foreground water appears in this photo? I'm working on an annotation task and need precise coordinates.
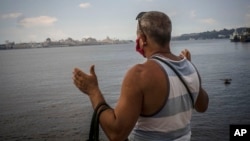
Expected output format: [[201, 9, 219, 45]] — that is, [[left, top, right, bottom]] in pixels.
[[0, 39, 250, 140]]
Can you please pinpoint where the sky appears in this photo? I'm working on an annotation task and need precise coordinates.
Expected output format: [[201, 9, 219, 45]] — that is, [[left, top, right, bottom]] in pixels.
[[0, 0, 250, 44]]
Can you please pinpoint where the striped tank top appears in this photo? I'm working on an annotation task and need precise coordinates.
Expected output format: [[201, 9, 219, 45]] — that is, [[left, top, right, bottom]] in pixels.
[[129, 55, 200, 141]]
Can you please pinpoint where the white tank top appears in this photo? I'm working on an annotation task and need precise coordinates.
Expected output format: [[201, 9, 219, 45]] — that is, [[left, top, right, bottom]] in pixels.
[[129, 55, 200, 141]]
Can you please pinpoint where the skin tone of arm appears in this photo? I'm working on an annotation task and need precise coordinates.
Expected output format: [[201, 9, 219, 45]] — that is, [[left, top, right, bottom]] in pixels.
[[195, 87, 209, 112], [73, 64, 145, 141]]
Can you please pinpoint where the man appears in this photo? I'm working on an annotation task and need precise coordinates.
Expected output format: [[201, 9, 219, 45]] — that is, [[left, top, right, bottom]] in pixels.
[[73, 11, 209, 141]]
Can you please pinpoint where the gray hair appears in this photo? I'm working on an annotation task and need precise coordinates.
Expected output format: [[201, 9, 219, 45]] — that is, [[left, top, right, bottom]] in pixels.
[[136, 11, 172, 47]]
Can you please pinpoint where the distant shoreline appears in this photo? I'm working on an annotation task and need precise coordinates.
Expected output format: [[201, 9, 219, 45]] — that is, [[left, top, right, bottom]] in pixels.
[[2, 27, 249, 50], [0, 38, 231, 51], [172, 27, 249, 41], [0, 38, 133, 50], [0, 42, 134, 50]]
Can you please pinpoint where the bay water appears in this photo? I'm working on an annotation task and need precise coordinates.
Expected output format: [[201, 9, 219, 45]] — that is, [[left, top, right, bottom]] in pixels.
[[0, 39, 250, 140]]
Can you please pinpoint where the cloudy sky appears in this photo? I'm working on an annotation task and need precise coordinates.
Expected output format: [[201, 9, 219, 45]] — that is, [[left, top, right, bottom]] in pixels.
[[0, 0, 249, 44]]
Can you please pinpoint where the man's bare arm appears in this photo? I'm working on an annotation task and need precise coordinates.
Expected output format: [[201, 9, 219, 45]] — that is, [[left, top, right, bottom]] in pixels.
[[73, 65, 143, 140], [195, 87, 209, 112]]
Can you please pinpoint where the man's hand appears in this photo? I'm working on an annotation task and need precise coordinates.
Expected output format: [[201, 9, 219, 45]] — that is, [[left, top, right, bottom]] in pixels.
[[73, 65, 99, 95], [180, 49, 191, 61]]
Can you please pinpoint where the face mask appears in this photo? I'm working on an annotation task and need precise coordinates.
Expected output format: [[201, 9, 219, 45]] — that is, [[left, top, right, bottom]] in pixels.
[[135, 37, 146, 57]]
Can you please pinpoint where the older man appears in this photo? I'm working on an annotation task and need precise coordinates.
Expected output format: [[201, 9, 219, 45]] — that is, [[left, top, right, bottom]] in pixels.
[[73, 11, 209, 141]]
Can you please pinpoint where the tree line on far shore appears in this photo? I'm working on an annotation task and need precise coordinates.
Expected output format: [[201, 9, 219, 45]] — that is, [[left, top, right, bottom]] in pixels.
[[172, 27, 249, 40]]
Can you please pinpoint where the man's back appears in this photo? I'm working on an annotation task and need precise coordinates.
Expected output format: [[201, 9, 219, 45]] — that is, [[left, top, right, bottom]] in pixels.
[[137, 53, 187, 116], [134, 57, 169, 116], [129, 54, 200, 140]]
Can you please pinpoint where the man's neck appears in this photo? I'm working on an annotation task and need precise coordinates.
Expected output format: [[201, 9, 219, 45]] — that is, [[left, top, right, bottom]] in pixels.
[[146, 47, 172, 58]]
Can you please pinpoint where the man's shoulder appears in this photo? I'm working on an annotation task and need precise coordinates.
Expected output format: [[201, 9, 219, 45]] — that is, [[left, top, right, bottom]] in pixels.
[[127, 60, 162, 79], [127, 63, 145, 77]]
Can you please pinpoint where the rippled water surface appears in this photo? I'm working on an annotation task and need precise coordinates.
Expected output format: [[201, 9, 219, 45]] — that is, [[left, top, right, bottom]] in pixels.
[[0, 40, 250, 140]]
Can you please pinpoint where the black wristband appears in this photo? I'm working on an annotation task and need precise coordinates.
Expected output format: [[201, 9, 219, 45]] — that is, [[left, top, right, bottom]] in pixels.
[[91, 103, 111, 140], [94, 102, 108, 112]]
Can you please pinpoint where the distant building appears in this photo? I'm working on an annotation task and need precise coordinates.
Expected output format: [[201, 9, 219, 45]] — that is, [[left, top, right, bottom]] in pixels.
[[5, 40, 15, 49], [82, 37, 98, 44], [1, 36, 132, 50], [0, 44, 6, 49], [102, 36, 114, 44], [218, 34, 226, 38]]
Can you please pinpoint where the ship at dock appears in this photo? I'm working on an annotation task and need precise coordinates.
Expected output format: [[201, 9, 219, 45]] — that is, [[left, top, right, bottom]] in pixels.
[[230, 28, 250, 42]]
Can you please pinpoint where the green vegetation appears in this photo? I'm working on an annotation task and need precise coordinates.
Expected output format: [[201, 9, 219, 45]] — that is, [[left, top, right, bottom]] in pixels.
[[172, 27, 248, 40]]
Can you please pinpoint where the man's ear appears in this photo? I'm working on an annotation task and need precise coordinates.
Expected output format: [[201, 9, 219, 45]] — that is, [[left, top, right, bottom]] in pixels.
[[140, 34, 147, 46]]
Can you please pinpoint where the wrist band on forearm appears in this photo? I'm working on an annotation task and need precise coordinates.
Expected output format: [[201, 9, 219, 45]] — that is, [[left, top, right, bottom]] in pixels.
[[94, 102, 109, 112], [88, 102, 110, 141]]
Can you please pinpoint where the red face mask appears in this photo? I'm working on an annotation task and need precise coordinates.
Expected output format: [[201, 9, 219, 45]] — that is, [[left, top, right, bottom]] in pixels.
[[135, 38, 146, 57]]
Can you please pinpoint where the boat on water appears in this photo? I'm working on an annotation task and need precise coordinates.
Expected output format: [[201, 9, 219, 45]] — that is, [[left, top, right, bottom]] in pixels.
[[230, 28, 250, 42], [230, 29, 240, 42], [220, 78, 232, 85], [240, 28, 250, 42]]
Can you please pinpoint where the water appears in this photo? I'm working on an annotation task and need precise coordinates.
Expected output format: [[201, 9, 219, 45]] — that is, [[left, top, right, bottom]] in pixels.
[[0, 40, 249, 140]]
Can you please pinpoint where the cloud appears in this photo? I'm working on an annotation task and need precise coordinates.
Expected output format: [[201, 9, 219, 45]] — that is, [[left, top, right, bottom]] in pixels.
[[190, 10, 196, 18], [1, 12, 22, 19], [199, 18, 217, 24], [79, 2, 91, 8], [18, 16, 57, 27]]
